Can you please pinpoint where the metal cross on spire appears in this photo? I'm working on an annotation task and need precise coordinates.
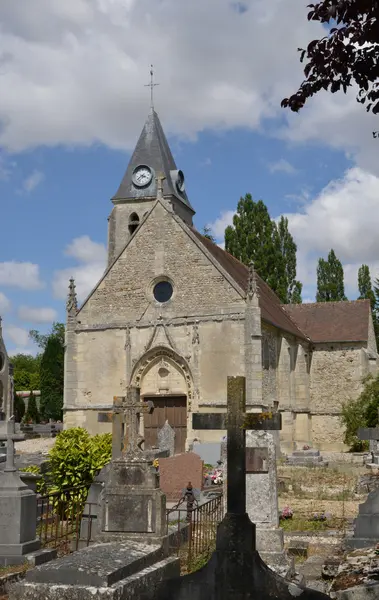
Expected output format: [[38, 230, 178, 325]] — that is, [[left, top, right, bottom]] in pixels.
[[145, 64, 159, 110]]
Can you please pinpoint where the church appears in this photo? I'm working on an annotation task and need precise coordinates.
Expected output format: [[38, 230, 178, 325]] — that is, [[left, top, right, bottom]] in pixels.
[[63, 108, 378, 453]]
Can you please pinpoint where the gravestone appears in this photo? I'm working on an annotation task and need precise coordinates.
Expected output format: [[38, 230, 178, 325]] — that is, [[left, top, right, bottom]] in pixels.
[[0, 417, 55, 566], [98, 393, 153, 458], [246, 430, 287, 568], [159, 452, 204, 501], [96, 387, 167, 541], [286, 449, 326, 466], [358, 425, 379, 466], [193, 441, 222, 466], [158, 420, 175, 457], [211, 410, 288, 569], [153, 376, 328, 600]]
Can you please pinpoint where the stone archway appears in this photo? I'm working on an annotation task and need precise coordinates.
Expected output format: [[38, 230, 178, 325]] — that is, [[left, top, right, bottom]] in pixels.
[[130, 347, 193, 453]]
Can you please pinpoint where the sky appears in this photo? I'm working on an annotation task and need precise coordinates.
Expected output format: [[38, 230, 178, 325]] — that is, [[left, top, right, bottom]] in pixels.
[[0, 0, 378, 356]]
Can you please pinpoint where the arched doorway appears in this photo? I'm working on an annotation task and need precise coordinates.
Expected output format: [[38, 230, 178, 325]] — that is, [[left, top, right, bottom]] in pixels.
[[131, 347, 193, 454]]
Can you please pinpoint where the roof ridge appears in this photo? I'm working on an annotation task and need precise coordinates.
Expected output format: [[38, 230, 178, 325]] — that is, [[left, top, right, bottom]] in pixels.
[[191, 229, 308, 340]]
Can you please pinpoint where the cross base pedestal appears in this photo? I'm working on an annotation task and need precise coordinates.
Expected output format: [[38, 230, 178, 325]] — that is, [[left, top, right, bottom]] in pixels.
[[154, 512, 329, 600], [97, 456, 166, 539]]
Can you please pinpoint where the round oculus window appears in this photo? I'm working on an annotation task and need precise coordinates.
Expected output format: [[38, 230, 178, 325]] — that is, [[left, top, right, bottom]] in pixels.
[[153, 280, 173, 303]]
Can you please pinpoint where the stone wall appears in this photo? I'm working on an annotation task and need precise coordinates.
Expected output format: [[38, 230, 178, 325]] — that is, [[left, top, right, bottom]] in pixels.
[[309, 342, 366, 450], [309, 343, 365, 414], [78, 202, 245, 327], [64, 202, 247, 436]]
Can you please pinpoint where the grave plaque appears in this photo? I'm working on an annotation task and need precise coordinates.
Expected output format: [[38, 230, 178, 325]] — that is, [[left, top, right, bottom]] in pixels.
[[245, 447, 268, 473]]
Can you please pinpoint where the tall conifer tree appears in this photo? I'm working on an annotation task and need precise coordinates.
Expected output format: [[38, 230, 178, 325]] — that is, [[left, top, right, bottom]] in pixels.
[[316, 249, 347, 302], [277, 216, 302, 304], [40, 335, 64, 421], [224, 194, 302, 303]]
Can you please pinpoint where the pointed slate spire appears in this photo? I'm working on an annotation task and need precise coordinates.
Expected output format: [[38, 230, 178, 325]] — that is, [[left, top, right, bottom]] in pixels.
[[66, 277, 78, 316], [247, 261, 259, 303], [112, 109, 194, 212]]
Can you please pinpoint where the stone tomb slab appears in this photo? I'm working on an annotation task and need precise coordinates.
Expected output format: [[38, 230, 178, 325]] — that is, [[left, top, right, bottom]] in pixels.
[[10, 542, 179, 600], [24, 542, 164, 587], [159, 452, 203, 501]]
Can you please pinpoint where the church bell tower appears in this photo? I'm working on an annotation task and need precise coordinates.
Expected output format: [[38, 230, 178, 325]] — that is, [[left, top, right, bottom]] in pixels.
[[107, 107, 195, 266]]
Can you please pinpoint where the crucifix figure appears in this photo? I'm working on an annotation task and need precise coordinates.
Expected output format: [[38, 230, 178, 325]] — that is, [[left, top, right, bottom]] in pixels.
[[192, 377, 281, 515], [98, 387, 153, 458], [0, 416, 25, 473], [144, 64, 159, 110]]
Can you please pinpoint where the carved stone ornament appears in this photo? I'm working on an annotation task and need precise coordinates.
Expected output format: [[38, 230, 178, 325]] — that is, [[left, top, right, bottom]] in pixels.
[[192, 320, 200, 345], [131, 347, 194, 399]]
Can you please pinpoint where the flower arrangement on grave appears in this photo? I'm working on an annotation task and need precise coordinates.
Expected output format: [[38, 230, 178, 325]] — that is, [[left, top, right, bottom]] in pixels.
[[280, 505, 293, 520], [311, 512, 327, 522], [153, 458, 159, 472], [303, 444, 311, 451], [211, 467, 223, 486]]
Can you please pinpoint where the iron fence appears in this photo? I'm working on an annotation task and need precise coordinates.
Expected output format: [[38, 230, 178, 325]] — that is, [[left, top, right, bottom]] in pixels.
[[37, 485, 96, 555], [166, 492, 224, 572]]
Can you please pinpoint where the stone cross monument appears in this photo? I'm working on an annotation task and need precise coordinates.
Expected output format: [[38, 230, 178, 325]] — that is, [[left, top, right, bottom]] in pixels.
[[154, 376, 329, 600]]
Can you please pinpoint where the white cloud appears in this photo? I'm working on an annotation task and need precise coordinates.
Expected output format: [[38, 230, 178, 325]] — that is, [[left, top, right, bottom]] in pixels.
[[0, 292, 11, 313], [22, 169, 44, 193], [207, 210, 235, 241], [282, 167, 379, 297], [0, 262, 43, 290], [65, 235, 107, 264], [268, 158, 297, 175], [280, 87, 379, 176], [5, 325, 30, 347], [208, 166, 379, 300], [284, 168, 379, 265], [18, 306, 58, 323], [53, 235, 107, 301], [0, 0, 326, 152]]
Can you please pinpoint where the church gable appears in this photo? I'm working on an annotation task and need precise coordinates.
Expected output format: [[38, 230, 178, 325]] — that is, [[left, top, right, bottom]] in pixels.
[[78, 201, 245, 326]]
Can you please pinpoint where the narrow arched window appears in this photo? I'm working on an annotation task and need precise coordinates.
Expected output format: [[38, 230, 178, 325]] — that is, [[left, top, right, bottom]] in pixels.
[[262, 338, 270, 371], [128, 212, 140, 235]]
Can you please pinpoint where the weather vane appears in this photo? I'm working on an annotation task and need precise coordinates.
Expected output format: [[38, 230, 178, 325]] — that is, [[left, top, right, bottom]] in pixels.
[[145, 64, 159, 110]]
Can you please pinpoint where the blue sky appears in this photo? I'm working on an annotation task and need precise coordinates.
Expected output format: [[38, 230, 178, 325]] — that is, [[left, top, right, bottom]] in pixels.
[[0, 0, 378, 355]]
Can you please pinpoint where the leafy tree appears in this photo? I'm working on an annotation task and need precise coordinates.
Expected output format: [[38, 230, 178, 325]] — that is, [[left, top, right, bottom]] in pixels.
[[341, 373, 379, 450], [10, 354, 41, 391], [29, 322, 65, 350], [13, 391, 25, 423], [202, 226, 216, 243], [358, 264, 375, 306], [316, 249, 347, 302], [277, 216, 303, 303], [225, 194, 288, 301], [25, 391, 40, 424], [282, 1, 379, 116], [40, 335, 64, 421]]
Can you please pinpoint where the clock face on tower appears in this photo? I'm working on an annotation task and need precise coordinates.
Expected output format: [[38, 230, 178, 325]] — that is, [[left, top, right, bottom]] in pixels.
[[132, 165, 153, 188]]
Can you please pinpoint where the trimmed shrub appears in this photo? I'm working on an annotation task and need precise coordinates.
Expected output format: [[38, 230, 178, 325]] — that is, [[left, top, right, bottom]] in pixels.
[[25, 391, 40, 424]]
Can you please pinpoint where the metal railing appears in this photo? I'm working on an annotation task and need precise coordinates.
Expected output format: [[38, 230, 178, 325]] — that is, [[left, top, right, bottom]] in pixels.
[[166, 491, 224, 573], [37, 485, 96, 555]]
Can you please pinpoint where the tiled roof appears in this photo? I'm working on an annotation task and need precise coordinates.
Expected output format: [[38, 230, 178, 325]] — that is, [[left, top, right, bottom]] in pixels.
[[191, 230, 309, 340], [284, 300, 371, 343]]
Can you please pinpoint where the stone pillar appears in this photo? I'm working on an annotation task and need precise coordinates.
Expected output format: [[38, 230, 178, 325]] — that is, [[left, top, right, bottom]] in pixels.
[[277, 337, 294, 454], [244, 264, 263, 409], [293, 343, 312, 448], [63, 280, 79, 429]]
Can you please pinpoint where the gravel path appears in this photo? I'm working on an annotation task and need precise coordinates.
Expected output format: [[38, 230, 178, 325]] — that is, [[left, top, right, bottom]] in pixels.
[[15, 438, 56, 455]]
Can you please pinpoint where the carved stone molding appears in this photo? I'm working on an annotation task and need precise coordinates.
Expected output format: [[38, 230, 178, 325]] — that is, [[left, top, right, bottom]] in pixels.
[[130, 346, 194, 400]]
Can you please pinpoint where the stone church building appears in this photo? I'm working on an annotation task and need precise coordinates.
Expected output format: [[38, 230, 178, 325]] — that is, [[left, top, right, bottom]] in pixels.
[[63, 109, 378, 453]]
